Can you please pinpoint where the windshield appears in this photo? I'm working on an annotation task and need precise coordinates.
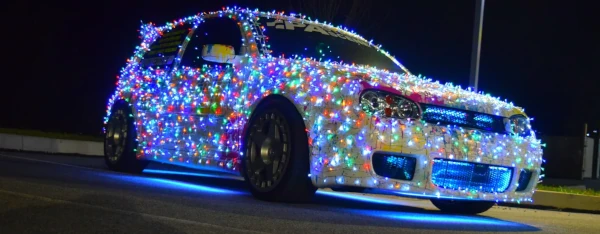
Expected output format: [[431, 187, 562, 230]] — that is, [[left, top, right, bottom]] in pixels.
[[258, 17, 403, 73]]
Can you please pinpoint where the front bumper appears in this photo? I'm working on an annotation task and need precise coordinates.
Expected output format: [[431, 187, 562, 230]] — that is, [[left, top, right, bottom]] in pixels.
[[308, 117, 543, 203]]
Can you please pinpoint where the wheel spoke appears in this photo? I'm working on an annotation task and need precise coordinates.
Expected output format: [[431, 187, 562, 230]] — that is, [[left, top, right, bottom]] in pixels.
[[118, 129, 127, 146], [269, 158, 278, 179], [267, 121, 280, 141], [113, 146, 120, 158], [251, 130, 267, 148], [279, 150, 286, 163], [106, 134, 115, 145], [251, 149, 265, 172], [105, 143, 114, 157], [111, 142, 118, 158], [120, 122, 127, 135]]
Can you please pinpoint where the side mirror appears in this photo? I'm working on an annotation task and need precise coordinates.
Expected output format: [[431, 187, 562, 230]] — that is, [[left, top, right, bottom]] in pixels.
[[201, 44, 236, 64]]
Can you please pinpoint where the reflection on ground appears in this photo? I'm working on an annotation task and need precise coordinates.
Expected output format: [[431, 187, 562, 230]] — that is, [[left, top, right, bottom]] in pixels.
[[95, 165, 541, 232]]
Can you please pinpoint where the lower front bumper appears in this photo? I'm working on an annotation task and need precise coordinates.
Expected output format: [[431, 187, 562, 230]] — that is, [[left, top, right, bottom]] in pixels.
[[310, 151, 540, 203], [307, 116, 543, 204]]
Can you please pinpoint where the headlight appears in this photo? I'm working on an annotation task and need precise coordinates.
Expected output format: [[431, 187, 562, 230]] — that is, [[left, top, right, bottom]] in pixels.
[[360, 90, 421, 119], [507, 115, 531, 136]]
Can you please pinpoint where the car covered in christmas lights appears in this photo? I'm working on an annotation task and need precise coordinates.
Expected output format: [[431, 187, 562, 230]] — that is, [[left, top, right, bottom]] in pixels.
[[103, 7, 543, 214]]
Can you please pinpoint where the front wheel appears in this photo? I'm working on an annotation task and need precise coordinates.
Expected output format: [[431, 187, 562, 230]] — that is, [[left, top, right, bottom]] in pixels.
[[242, 97, 316, 202], [430, 199, 495, 214], [104, 100, 148, 173]]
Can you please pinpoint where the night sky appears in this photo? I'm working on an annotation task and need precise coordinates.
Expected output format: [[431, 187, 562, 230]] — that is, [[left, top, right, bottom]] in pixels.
[[2, 0, 597, 137]]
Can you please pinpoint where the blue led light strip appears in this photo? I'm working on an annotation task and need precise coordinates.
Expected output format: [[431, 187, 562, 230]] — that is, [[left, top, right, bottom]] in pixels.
[[423, 106, 468, 125], [385, 155, 414, 180], [431, 159, 512, 193], [372, 154, 417, 181], [421, 104, 506, 133], [474, 114, 494, 123]]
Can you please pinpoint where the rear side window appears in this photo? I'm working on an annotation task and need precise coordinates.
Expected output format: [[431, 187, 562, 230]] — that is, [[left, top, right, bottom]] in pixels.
[[181, 17, 242, 67], [140, 25, 192, 67]]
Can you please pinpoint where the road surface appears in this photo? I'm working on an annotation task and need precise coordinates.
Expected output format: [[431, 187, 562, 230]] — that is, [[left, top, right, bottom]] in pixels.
[[0, 151, 598, 234]]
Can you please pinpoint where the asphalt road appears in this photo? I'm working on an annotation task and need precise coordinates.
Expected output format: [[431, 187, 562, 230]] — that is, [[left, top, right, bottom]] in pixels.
[[1, 151, 598, 234]]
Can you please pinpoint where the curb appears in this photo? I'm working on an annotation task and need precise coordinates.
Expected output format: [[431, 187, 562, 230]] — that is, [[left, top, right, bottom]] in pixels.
[[533, 190, 600, 212], [500, 202, 600, 215], [0, 148, 104, 158], [500, 190, 600, 214], [0, 133, 103, 156]]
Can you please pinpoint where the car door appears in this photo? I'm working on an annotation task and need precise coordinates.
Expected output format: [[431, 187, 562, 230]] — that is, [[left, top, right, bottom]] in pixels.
[[162, 16, 246, 172], [134, 23, 194, 162]]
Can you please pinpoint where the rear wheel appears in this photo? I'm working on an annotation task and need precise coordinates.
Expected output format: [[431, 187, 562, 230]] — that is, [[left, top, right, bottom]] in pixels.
[[430, 199, 495, 214], [242, 97, 316, 202], [104, 100, 148, 173]]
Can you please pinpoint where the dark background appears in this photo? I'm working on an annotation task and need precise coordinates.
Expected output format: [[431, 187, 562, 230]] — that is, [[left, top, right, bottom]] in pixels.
[[1, 0, 597, 137]]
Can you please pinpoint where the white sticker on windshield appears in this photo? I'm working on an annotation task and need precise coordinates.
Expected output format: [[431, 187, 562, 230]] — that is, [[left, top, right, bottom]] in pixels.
[[266, 19, 285, 29], [284, 21, 306, 30], [265, 19, 370, 47], [303, 24, 329, 35]]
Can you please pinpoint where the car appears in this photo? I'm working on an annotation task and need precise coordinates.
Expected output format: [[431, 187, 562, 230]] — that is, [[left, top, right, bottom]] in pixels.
[[103, 7, 543, 214]]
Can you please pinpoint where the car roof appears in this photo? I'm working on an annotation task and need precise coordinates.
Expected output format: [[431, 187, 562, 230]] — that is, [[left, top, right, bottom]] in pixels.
[[142, 7, 412, 75]]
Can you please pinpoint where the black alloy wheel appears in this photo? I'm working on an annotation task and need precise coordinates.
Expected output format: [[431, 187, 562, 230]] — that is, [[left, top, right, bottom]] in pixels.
[[246, 110, 291, 192], [105, 108, 128, 163], [242, 97, 316, 202], [104, 100, 148, 173]]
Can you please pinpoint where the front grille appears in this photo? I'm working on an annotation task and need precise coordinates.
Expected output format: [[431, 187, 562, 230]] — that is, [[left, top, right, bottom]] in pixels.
[[372, 153, 417, 181], [516, 169, 533, 191], [431, 158, 513, 193], [420, 104, 507, 133]]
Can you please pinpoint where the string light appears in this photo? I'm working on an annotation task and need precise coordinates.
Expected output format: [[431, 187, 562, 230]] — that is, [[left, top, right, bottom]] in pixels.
[[104, 7, 543, 203]]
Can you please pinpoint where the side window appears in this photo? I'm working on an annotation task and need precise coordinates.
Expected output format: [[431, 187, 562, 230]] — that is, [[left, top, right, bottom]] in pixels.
[[181, 17, 242, 67], [140, 25, 192, 67]]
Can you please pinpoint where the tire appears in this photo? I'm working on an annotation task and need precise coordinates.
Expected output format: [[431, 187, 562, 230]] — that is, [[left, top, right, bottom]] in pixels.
[[430, 199, 495, 214], [104, 100, 148, 173], [242, 97, 316, 202]]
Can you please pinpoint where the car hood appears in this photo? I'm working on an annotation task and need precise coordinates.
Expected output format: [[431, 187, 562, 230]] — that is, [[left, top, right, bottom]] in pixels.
[[347, 67, 526, 118]]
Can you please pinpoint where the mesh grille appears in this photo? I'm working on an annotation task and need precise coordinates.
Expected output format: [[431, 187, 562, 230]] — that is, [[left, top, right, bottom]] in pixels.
[[421, 104, 507, 133], [372, 153, 417, 181], [431, 158, 513, 193]]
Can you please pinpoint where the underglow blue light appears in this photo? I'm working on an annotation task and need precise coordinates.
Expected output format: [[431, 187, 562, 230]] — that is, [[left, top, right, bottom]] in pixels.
[[366, 187, 484, 201], [102, 173, 242, 194], [431, 159, 512, 193], [355, 210, 519, 226], [316, 190, 397, 205], [390, 190, 476, 201], [145, 178, 238, 194], [143, 169, 244, 181]]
